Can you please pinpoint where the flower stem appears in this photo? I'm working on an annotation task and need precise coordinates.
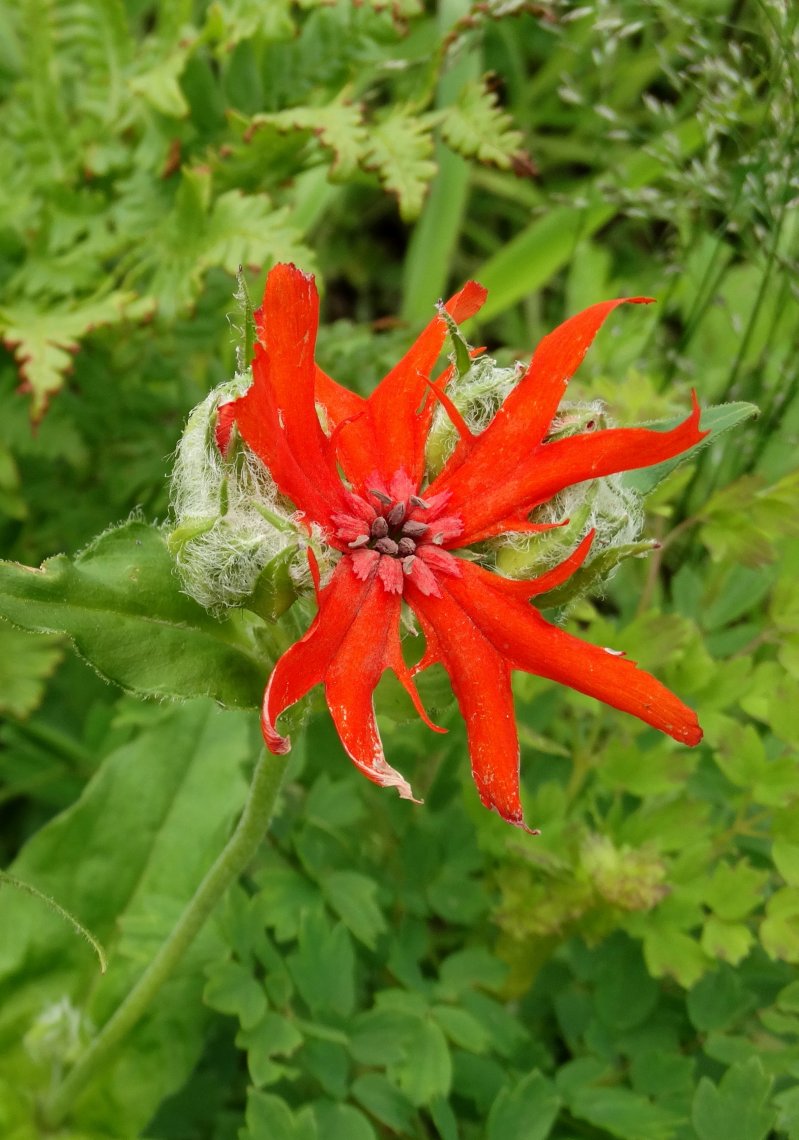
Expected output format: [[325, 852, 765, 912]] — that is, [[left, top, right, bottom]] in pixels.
[[43, 747, 287, 1128]]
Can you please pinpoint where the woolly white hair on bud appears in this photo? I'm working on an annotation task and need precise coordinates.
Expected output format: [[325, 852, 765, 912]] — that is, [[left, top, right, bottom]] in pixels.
[[169, 377, 299, 615]]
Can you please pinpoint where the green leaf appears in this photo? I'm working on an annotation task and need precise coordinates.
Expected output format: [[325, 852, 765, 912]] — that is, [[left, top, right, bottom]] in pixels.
[[251, 99, 367, 180], [568, 1084, 681, 1140], [700, 918, 755, 967], [364, 109, 438, 221], [0, 626, 63, 717], [238, 1012, 304, 1086], [432, 1004, 489, 1053], [352, 1073, 415, 1134], [245, 1090, 318, 1140], [312, 1101, 377, 1140], [129, 51, 190, 117], [0, 700, 252, 1133], [349, 1008, 417, 1066], [0, 292, 140, 419], [486, 1071, 560, 1140], [692, 1058, 775, 1140], [393, 1018, 452, 1107], [320, 870, 386, 950], [773, 841, 799, 887], [624, 402, 760, 496], [0, 520, 266, 709], [203, 960, 267, 1028], [440, 79, 528, 171], [703, 861, 767, 922], [288, 911, 356, 1017]]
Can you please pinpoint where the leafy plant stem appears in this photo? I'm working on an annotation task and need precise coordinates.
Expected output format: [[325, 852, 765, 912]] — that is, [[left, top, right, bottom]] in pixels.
[[41, 746, 288, 1128]]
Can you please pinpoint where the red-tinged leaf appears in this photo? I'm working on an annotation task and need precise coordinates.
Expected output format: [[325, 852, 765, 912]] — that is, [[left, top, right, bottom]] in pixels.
[[446, 561, 702, 746]]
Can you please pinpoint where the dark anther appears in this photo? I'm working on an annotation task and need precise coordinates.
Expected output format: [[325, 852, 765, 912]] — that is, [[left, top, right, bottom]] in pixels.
[[402, 520, 427, 538], [410, 495, 428, 509], [387, 502, 406, 527], [369, 488, 392, 505], [370, 516, 389, 539], [397, 537, 416, 557], [348, 534, 370, 548], [374, 537, 399, 556], [402, 556, 415, 574]]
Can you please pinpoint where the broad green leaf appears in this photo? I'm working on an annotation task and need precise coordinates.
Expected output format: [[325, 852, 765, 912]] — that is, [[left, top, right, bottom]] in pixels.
[[486, 1071, 560, 1140], [687, 967, 753, 1032], [348, 1008, 417, 1066], [0, 292, 140, 419], [0, 520, 266, 708], [773, 841, 799, 887], [0, 627, 63, 717], [0, 700, 252, 1133], [245, 1090, 318, 1140], [692, 1058, 775, 1140]]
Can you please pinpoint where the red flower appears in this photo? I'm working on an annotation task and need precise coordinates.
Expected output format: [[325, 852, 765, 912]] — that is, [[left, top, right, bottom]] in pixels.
[[218, 264, 705, 829]]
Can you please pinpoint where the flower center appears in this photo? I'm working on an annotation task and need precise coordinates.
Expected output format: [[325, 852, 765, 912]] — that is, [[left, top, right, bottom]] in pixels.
[[330, 473, 464, 597]]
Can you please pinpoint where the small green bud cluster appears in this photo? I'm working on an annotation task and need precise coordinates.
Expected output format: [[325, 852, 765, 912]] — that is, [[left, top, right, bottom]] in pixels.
[[24, 997, 94, 1069], [168, 377, 303, 616]]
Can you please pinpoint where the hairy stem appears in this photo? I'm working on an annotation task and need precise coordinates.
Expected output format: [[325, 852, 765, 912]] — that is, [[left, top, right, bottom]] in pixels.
[[43, 747, 287, 1127]]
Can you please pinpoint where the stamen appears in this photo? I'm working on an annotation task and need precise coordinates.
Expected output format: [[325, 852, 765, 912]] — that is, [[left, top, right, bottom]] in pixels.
[[369, 488, 392, 505], [402, 520, 428, 538], [387, 501, 406, 527], [402, 556, 415, 574], [371, 516, 389, 539], [374, 537, 399, 556], [432, 532, 445, 545], [348, 535, 370, 549], [397, 537, 416, 557], [410, 495, 428, 510]]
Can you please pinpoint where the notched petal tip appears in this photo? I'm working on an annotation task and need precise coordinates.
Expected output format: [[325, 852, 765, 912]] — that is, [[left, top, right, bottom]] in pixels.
[[370, 757, 423, 805], [488, 802, 541, 835]]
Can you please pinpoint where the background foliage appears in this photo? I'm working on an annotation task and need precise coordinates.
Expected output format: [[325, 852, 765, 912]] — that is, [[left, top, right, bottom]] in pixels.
[[1, 0, 798, 1137]]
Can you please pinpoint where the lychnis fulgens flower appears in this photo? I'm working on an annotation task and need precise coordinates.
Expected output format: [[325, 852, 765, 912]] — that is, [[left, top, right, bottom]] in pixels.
[[212, 264, 705, 829]]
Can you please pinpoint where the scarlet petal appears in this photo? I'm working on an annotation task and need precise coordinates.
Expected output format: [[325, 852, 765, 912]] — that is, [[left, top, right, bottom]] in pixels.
[[445, 396, 706, 547], [263, 561, 419, 801], [447, 561, 703, 746], [351, 548, 380, 581], [427, 298, 655, 527], [336, 281, 487, 488], [223, 265, 346, 526], [214, 401, 236, 454], [407, 584, 534, 830], [417, 544, 461, 578], [315, 365, 366, 428]]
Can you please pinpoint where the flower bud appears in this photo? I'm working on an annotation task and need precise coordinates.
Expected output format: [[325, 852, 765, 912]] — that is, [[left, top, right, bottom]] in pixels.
[[168, 377, 306, 618]]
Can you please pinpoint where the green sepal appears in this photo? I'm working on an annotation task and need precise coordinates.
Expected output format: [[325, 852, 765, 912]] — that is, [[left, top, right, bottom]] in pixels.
[[0, 520, 267, 709], [246, 547, 299, 624], [539, 539, 658, 610]]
